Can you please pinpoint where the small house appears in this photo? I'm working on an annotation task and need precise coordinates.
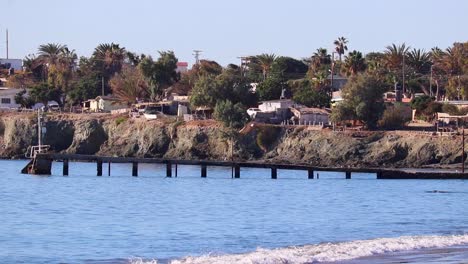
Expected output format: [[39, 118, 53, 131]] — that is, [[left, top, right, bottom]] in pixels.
[[291, 107, 330, 124], [83, 96, 127, 113]]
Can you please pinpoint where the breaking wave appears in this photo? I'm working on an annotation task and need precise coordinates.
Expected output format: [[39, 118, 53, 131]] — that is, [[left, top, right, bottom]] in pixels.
[[133, 234, 468, 264]]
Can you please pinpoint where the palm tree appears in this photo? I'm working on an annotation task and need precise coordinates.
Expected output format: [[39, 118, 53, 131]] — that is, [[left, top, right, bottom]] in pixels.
[[333, 37, 348, 62], [406, 49, 431, 75], [36, 43, 67, 82], [256, 53, 276, 80], [384, 43, 410, 72], [310, 48, 331, 73], [342, 51, 366, 76], [93, 43, 126, 77], [37, 43, 66, 65]]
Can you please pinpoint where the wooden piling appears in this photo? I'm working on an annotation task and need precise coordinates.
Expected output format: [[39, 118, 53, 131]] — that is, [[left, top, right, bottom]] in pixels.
[[108, 162, 111, 176], [166, 162, 172, 177], [132, 162, 138, 177], [201, 164, 207, 177], [346, 171, 351, 179], [308, 169, 314, 179], [175, 163, 178, 177], [63, 159, 69, 176], [271, 167, 277, 179], [234, 165, 240, 178], [97, 160, 103, 176]]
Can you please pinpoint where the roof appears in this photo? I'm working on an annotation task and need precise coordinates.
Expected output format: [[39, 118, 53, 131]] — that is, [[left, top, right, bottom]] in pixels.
[[260, 99, 294, 104], [294, 107, 331, 115], [96, 96, 121, 101], [177, 62, 189, 67]]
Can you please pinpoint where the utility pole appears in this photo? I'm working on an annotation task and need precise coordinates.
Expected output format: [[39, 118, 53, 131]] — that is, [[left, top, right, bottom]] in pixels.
[[330, 52, 335, 98], [463, 126, 465, 174], [402, 53, 406, 95], [429, 65, 433, 97], [101, 76, 105, 96], [193, 50, 202, 65], [6, 28, 9, 59], [238, 56, 249, 79]]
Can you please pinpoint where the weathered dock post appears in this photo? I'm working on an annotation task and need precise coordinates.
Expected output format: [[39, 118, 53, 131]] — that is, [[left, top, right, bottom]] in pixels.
[[345, 171, 351, 179], [201, 164, 207, 178], [108, 162, 111, 176], [132, 162, 138, 177], [175, 163, 178, 177], [271, 167, 277, 179], [234, 165, 240, 178], [166, 162, 172, 177], [308, 169, 314, 179], [97, 160, 103, 176], [63, 159, 69, 176]]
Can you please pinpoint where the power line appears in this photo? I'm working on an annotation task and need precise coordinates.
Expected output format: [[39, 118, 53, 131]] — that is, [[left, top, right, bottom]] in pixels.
[[193, 50, 202, 65]]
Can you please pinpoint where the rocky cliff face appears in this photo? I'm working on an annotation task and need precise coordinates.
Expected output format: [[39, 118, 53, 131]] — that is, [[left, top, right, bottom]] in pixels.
[[0, 113, 463, 168]]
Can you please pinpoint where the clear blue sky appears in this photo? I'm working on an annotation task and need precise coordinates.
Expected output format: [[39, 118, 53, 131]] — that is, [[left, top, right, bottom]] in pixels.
[[1, 0, 467, 66]]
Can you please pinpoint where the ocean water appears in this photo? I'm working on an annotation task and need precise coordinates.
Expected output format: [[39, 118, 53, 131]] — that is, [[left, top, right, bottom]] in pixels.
[[1, 160, 467, 263]]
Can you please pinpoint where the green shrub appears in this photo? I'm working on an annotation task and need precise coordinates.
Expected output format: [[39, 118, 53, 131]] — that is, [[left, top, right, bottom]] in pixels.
[[256, 126, 281, 152], [410, 95, 433, 111], [214, 100, 248, 129], [378, 104, 411, 129], [442, 104, 460, 115], [115, 116, 127, 126]]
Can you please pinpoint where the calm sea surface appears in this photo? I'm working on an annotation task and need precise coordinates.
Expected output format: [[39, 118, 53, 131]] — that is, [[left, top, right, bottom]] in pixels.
[[1, 160, 468, 263]]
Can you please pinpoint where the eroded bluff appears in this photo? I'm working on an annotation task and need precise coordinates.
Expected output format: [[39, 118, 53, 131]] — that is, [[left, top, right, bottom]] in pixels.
[[0, 114, 463, 168]]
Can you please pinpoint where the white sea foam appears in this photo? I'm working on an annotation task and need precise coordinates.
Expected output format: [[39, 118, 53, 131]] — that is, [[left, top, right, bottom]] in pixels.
[[136, 234, 468, 264]]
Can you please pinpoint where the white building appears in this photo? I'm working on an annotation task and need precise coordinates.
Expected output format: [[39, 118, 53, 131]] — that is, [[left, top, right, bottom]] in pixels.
[[176, 62, 188, 74], [0, 59, 23, 71], [0, 87, 22, 109], [291, 107, 330, 124], [82, 96, 127, 112], [258, 99, 297, 112]]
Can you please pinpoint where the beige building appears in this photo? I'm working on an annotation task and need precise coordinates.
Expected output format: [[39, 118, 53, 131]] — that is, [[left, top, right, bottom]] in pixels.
[[83, 96, 127, 112]]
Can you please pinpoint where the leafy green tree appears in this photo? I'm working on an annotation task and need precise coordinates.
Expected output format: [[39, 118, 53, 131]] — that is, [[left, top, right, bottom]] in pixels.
[[214, 100, 248, 129], [14, 90, 35, 108], [190, 69, 257, 108], [332, 74, 386, 128], [256, 76, 284, 101], [29, 82, 63, 106], [138, 51, 179, 101], [67, 73, 101, 105], [270, 56, 308, 81], [291, 79, 330, 107]]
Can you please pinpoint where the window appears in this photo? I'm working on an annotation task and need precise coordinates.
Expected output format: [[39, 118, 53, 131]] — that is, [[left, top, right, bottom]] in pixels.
[[1, 98, 11, 104]]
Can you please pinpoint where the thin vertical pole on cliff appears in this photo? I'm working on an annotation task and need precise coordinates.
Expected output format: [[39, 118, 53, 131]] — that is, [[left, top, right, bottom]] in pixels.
[[37, 109, 42, 154], [462, 126, 465, 174]]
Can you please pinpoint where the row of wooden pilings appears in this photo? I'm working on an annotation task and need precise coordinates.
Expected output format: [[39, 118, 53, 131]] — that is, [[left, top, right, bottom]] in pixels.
[[61, 159, 356, 179]]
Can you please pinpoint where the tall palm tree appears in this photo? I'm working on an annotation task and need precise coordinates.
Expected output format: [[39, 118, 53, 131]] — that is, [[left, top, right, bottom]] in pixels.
[[406, 49, 431, 75], [37, 43, 67, 82], [342, 50, 366, 76], [333, 37, 348, 62], [310, 48, 331, 73], [93, 43, 126, 77], [384, 43, 410, 72], [256, 53, 276, 80]]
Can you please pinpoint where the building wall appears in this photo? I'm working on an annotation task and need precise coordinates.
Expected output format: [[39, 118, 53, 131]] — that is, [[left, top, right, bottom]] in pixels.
[[299, 113, 329, 124], [0, 88, 22, 108], [99, 100, 127, 112], [259, 100, 294, 112], [0, 59, 23, 71]]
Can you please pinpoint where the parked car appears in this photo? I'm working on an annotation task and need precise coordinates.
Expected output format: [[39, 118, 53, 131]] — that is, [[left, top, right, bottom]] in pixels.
[[247, 108, 261, 118], [46, 102, 61, 112], [144, 107, 159, 120]]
